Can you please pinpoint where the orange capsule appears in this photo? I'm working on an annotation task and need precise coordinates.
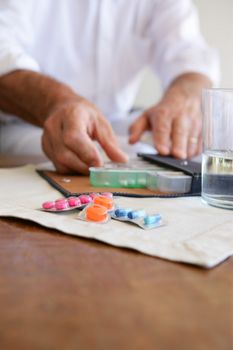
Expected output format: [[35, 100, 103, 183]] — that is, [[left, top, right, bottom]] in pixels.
[[86, 205, 108, 222], [93, 195, 114, 210]]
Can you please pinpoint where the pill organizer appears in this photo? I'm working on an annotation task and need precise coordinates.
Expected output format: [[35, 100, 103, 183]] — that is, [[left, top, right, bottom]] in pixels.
[[89, 158, 168, 189], [147, 171, 192, 194], [38, 154, 201, 197], [89, 158, 192, 193]]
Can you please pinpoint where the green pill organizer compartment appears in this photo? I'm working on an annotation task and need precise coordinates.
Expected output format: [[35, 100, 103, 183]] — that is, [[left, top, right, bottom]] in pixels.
[[89, 158, 165, 188], [89, 158, 192, 193]]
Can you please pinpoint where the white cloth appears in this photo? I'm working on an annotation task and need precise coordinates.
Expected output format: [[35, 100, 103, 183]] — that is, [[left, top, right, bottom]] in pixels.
[[0, 0, 219, 123], [0, 164, 232, 268]]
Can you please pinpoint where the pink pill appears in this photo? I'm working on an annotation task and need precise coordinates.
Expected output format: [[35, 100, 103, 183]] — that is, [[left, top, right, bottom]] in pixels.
[[89, 193, 99, 200], [55, 201, 69, 210], [79, 195, 92, 205], [55, 198, 67, 204], [42, 201, 55, 210], [101, 192, 113, 198], [68, 197, 81, 207]]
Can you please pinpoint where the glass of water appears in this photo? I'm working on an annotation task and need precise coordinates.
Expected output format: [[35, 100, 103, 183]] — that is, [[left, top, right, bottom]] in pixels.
[[202, 88, 233, 209]]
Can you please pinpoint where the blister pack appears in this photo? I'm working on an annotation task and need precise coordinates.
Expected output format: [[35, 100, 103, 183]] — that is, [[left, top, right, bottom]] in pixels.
[[40, 192, 113, 213], [111, 207, 163, 230], [77, 194, 115, 224]]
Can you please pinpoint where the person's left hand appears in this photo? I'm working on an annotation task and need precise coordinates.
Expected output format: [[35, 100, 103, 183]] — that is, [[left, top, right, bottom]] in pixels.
[[128, 90, 202, 159]]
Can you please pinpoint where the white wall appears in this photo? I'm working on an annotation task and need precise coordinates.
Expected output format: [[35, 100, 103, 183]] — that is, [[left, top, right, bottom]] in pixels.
[[135, 0, 233, 108]]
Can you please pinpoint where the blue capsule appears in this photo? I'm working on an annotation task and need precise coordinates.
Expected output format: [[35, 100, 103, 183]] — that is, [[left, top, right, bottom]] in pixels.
[[143, 214, 161, 226], [114, 208, 132, 218], [127, 209, 146, 220]]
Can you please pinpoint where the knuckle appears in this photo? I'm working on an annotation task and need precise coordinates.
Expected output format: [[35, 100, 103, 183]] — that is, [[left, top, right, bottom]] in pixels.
[[56, 150, 70, 167], [43, 118, 54, 133], [63, 129, 87, 148], [99, 116, 111, 130], [63, 130, 77, 147], [55, 153, 64, 166], [174, 119, 190, 134], [192, 116, 202, 130], [73, 104, 87, 118], [155, 117, 171, 133], [154, 105, 168, 117]]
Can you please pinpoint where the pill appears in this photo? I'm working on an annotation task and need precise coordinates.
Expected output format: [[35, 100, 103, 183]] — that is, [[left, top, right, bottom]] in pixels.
[[143, 214, 161, 226], [55, 198, 67, 203], [89, 193, 99, 200], [68, 197, 81, 207], [101, 192, 113, 198], [55, 201, 69, 210], [114, 208, 132, 218], [119, 179, 128, 187], [94, 195, 114, 210], [61, 178, 71, 183], [79, 195, 92, 204], [127, 209, 146, 220], [86, 204, 108, 222], [42, 201, 55, 210]]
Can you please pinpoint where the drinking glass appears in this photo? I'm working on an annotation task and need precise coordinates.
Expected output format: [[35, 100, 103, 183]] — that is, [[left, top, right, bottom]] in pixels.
[[202, 88, 233, 209]]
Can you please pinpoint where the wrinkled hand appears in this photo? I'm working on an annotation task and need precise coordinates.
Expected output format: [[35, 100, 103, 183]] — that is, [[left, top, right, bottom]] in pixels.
[[42, 98, 128, 174], [129, 92, 202, 159]]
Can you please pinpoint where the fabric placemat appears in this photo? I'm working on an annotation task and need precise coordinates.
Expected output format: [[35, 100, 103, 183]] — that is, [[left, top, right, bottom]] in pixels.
[[0, 165, 232, 268]]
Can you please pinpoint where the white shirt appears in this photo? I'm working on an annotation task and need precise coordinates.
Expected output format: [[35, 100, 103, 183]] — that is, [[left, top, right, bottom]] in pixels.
[[0, 0, 219, 121]]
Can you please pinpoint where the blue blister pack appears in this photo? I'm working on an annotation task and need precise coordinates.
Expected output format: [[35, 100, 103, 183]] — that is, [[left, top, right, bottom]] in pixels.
[[111, 207, 163, 230]]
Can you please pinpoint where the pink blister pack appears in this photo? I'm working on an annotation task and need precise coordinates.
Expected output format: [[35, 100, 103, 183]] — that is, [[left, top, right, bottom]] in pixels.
[[40, 192, 113, 213]]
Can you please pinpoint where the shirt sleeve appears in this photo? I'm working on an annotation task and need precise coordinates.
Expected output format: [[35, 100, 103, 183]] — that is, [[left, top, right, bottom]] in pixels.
[[0, 0, 40, 77], [146, 0, 220, 89]]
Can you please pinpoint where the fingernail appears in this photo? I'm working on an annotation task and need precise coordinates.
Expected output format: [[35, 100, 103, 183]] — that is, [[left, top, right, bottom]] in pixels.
[[128, 134, 135, 143], [176, 151, 187, 159], [180, 154, 187, 159], [90, 158, 102, 167], [159, 146, 170, 154], [122, 153, 129, 162]]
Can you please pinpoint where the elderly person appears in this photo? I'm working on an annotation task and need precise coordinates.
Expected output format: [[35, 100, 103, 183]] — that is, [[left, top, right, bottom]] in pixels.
[[0, 0, 219, 173]]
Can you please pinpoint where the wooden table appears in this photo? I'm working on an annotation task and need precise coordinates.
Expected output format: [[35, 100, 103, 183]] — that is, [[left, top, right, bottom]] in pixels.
[[0, 156, 232, 350]]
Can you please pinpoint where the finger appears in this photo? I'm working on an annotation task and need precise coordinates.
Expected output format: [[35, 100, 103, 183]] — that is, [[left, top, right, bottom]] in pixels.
[[187, 135, 200, 158], [128, 113, 149, 144], [187, 120, 202, 158], [152, 108, 172, 155], [95, 117, 128, 162], [171, 116, 191, 159], [62, 124, 103, 167], [43, 126, 90, 174], [187, 134, 202, 158], [42, 133, 72, 173], [55, 147, 90, 174], [197, 136, 202, 155]]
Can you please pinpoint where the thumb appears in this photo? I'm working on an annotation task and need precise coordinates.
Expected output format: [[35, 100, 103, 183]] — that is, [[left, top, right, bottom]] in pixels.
[[128, 112, 149, 144]]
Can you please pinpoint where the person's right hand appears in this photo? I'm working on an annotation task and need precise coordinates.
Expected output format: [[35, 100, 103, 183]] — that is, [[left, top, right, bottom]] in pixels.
[[42, 98, 128, 174]]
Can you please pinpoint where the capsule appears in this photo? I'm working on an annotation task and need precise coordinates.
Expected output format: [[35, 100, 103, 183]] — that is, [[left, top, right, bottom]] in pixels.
[[127, 209, 146, 220]]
